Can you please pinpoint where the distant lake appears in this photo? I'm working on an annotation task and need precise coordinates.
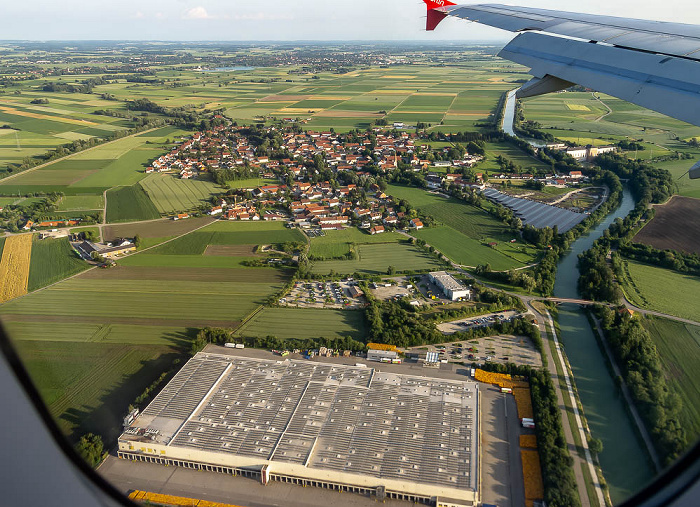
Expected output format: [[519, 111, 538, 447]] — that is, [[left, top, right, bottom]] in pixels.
[[199, 66, 255, 72]]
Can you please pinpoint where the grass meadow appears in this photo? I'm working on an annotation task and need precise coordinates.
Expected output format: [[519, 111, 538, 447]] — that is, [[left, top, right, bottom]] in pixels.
[[387, 184, 539, 270], [234, 307, 367, 340], [140, 173, 222, 214], [641, 317, 700, 442], [308, 228, 403, 259], [312, 242, 444, 275], [620, 260, 700, 321]]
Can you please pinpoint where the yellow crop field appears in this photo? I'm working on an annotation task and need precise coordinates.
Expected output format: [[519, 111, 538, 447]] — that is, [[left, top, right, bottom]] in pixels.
[[514, 388, 534, 419], [0, 234, 33, 303], [565, 103, 591, 111], [519, 434, 538, 449], [521, 449, 545, 503]]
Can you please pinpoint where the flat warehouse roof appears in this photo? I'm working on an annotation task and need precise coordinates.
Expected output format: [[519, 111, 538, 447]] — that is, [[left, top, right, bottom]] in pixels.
[[120, 353, 479, 495], [430, 271, 467, 292]]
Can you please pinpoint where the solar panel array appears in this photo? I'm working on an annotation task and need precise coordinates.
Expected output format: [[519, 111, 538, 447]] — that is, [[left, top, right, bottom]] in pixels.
[[483, 188, 587, 232], [143, 354, 477, 491]]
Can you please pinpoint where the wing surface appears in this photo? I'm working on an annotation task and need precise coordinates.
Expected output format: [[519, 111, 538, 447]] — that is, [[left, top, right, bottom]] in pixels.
[[423, 3, 700, 177]]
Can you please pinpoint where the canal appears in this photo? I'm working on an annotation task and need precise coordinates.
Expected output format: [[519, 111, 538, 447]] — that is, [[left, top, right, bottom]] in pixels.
[[553, 188, 656, 503]]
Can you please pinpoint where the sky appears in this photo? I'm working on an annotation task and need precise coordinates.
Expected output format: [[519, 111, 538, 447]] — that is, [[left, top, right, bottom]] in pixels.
[[1, 1, 699, 41]]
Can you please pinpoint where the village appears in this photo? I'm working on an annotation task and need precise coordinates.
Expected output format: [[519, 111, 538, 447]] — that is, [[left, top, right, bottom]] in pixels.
[[145, 122, 601, 237]]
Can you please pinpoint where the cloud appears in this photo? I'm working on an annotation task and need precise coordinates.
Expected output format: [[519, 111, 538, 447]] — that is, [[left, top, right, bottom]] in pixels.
[[183, 6, 211, 20], [231, 12, 294, 21], [132, 11, 144, 19]]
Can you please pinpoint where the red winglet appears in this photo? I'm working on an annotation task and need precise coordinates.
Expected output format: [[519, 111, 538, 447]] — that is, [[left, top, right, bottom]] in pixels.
[[423, 0, 456, 31], [424, 0, 456, 10]]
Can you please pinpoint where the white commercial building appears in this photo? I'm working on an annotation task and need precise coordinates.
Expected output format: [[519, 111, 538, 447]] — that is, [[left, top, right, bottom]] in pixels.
[[429, 271, 471, 300]]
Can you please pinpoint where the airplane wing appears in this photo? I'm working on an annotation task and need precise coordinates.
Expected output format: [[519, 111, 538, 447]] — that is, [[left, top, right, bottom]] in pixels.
[[423, 2, 700, 178]]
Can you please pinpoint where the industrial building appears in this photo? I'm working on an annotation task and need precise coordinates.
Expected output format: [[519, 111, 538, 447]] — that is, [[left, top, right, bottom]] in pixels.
[[429, 271, 471, 301], [366, 349, 399, 362], [118, 353, 480, 506]]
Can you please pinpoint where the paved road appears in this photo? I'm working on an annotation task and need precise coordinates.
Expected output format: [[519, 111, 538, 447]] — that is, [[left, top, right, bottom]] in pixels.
[[527, 301, 604, 507], [479, 386, 526, 507], [99, 456, 413, 507], [622, 295, 700, 326]]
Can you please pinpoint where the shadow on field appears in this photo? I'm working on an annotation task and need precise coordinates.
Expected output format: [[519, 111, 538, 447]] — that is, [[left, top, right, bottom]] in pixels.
[[59, 328, 198, 446]]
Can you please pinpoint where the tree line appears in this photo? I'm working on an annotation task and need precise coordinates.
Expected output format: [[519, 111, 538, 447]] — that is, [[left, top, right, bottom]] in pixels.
[[595, 307, 687, 464]]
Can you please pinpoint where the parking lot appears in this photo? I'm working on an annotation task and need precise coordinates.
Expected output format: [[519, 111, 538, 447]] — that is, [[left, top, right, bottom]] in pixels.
[[437, 310, 521, 334], [405, 328, 542, 368], [370, 277, 418, 302], [280, 280, 365, 309]]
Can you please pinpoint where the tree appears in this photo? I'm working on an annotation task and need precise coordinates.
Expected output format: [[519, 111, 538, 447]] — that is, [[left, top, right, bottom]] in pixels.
[[588, 437, 604, 455], [75, 433, 104, 468], [133, 234, 141, 248], [387, 265, 396, 275]]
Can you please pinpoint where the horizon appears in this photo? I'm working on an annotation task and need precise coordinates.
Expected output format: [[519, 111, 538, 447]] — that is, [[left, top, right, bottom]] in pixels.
[[2, 1, 699, 41]]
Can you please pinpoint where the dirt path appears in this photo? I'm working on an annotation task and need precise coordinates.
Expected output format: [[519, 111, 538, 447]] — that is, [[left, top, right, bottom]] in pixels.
[[593, 93, 613, 122]]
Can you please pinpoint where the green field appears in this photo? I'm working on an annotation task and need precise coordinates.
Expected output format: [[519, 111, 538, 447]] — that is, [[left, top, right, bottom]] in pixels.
[[308, 228, 403, 259], [621, 259, 700, 321], [106, 184, 161, 222], [140, 173, 222, 214], [387, 184, 539, 270], [641, 317, 700, 442], [0, 259, 290, 440], [56, 195, 104, 211], [522, 91, 700, 198], [8, 335, 185, 442], [312, 242, 444, 275], [234, 307, 367, 340], [144, 220, 306, 255], [27, 236, 89, 291]]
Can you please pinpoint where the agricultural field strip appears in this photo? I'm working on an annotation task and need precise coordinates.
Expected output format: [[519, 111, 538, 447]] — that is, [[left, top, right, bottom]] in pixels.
[[0, 234, 33, 303], [0, 126, 161, 184]]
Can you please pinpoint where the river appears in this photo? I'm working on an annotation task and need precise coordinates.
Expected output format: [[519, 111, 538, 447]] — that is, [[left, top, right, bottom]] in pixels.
[[554, 188, 656, 503], [501, 89, 546, 148]]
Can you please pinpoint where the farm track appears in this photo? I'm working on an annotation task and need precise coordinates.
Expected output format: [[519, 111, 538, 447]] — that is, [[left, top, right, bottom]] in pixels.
[[592, 93, 613, 122]]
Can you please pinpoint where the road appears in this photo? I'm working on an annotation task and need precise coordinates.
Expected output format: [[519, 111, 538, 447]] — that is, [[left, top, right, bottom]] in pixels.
[[593, 93, 613, 122], [99, 455, 414, 507], [527, 302, 606, 507]]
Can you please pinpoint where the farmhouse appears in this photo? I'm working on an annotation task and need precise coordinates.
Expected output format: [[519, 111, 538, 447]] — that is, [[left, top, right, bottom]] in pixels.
[[76, 240, 136, 259], [117, 354, 480, 506]]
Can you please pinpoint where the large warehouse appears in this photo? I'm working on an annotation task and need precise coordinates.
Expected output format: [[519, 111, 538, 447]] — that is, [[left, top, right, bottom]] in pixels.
[[118, 353, 480, 506]]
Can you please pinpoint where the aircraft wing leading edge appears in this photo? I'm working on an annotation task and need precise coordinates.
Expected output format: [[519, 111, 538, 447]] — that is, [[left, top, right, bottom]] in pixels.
[[424, 2, 700, 178]]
